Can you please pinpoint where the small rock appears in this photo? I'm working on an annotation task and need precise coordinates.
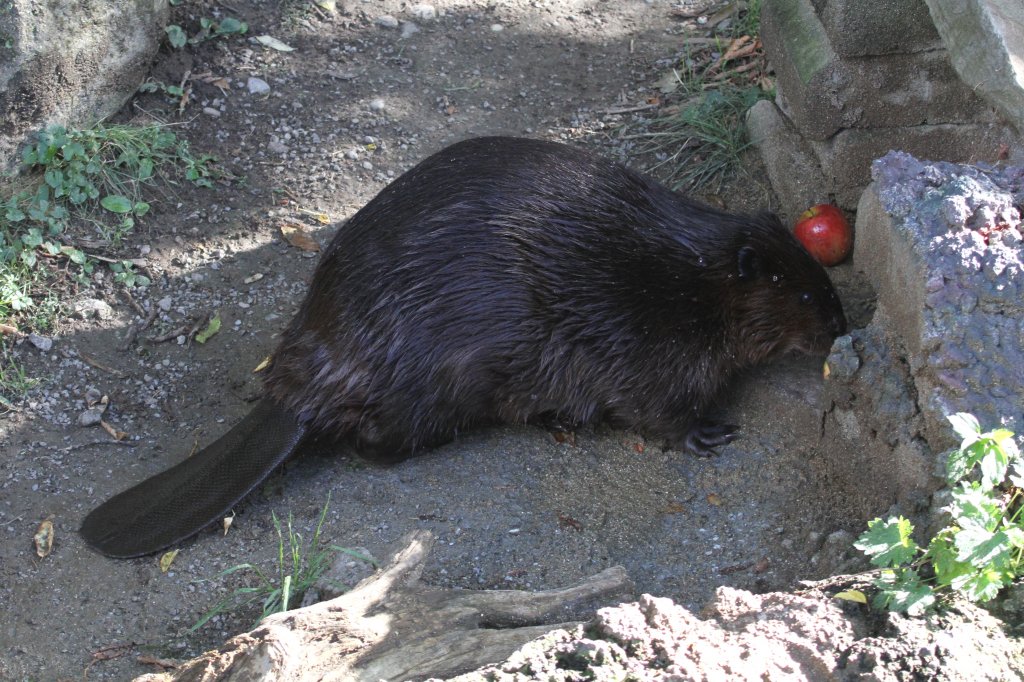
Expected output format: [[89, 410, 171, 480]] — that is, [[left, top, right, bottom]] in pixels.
[[376, 14, 399, 29], [268, 138, 288, 154], [79, 406, 106, 427], [409, 3, 436, 21], [369, 98, 386, 112], [247, 77, 270, 95], [345, 149, 359, 160], [202, 107, 221, 118], [27, 333, 53, 351], [73, 298, 113, 320], [361, 161, 373, 171], [157, 296, 173, 312], [400, 21, 420, 39], [490, 23, 504, 32]]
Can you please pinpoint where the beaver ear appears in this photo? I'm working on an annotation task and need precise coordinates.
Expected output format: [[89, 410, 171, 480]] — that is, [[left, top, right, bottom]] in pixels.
[[737, 245, 760, 280]]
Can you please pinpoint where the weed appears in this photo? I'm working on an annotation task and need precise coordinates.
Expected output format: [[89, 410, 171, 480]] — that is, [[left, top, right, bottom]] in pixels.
[[0, 122, 218, 321], [166, 16, 248, 49], [634, 85, 767, 192], [0, 341, 37, 407], [625, 1, 770, 193], [191, 494, 376, 631], [855, 413, 1024, 615]]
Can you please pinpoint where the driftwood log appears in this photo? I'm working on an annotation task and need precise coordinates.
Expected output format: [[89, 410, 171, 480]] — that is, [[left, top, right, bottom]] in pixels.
[[135, 531, 634, 681]]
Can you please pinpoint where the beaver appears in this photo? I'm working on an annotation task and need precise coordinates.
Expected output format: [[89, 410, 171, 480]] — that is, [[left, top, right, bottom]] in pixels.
[[80, 136, 847, 558]]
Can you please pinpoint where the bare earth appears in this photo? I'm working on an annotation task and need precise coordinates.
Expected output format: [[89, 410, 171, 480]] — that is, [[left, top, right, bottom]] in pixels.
[[1, 1, 1012, 680]]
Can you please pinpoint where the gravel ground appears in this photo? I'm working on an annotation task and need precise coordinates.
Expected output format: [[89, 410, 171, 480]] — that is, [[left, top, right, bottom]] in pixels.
[[0, 1, 1016, 680]]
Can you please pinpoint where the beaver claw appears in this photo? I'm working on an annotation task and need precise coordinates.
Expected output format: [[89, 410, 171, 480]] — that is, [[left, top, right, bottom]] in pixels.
[[674, 420, 738, 457]]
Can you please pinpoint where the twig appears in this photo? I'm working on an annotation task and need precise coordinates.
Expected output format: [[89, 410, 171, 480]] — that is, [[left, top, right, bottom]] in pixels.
[[79, 352, 127, 378]]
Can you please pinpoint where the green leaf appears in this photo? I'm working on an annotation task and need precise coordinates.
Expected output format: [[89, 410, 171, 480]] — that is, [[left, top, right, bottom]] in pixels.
[[165, 24, 187, 48], [133, 201, 151, 217], [928, 532, 974, 587], [195, 315, 221, 344], [978, 437, 1010, 490], [138, 157, 154, 180], [948, 412, 981, 443], [100, 195, 133, 213], [854, 516, 920, 567], [955, 526, 1014, 570], [953, 566, 1007, 603], [217, 17, 247, 35], [44, 168, 64, 189], [872, 568, 936, 616], [948, 482, 1001, 530]]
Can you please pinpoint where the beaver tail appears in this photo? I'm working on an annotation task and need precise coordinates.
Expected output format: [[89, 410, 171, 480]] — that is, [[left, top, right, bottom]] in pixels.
[[79, 399, 307, 558]]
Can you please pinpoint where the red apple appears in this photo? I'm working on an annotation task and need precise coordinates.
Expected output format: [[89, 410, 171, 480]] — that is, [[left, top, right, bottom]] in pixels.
[[794, 204, 852, 266]]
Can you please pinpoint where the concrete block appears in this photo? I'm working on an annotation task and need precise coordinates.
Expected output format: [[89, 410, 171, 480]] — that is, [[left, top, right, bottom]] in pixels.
[[820, 0, 942, 56], [809, 123, 1016, 209], [853, 153, 1024, 447], [745, 99, 829, 224], [763, 0, 991, 140], [926, 0, 1024, 135]]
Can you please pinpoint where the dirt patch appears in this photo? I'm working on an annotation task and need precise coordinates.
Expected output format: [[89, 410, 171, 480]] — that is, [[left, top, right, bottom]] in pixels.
[[0, 1, 1017, 680]]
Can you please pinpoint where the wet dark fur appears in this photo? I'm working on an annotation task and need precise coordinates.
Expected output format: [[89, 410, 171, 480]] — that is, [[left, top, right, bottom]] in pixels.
[[263, 136, 846, 458]]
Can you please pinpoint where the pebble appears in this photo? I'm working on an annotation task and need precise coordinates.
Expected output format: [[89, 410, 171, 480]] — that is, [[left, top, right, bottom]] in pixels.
[[369, 98, 386, 112], [268, 138, 289, 154], [409, 3, 436, 21], [157, 296, 173, 312], [28, 333, 53, 351], [247, 77, 270, 95], [361, 161, 373, 170], [491, 23, 504, 32], [202, 107, 221, 118], [73, 298, 113, 320], [79, 406, 106, 427], [345, 149, 359, 160], [376, 14, 399, 29], [400, 21, 420, 39]]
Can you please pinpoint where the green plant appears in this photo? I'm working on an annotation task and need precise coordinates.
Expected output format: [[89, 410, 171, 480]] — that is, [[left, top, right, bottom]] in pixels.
[[191, 494, 376, 631], [166, 16, 248, 49], [138, 78, 186, 99], [0, 122, 218, 319], [0, 341, 38, 408], [855, 413, 1024, 615]]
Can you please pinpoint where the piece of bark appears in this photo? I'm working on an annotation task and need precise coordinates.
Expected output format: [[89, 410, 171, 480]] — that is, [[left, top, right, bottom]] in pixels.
[[135, 531, 633, 681]]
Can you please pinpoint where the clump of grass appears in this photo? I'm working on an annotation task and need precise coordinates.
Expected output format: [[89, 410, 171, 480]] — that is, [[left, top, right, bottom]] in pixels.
[[0, 122, 218, 321], [0, 341, 37, 409], [191, 494, 376, 632], [635, 85, 767, 192], [628, 0, 771, 193]]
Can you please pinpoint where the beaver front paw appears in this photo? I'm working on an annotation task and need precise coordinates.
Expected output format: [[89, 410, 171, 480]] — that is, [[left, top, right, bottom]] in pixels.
[[670, 420, 738, 457]]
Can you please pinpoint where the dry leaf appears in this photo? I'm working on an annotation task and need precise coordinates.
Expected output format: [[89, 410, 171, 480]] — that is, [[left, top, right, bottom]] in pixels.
[[823, 361, 831, 379], [34, 518, 55, 557], [253, 356, 271, 372], [222, 513, 235, 536], [159, 549, 179, 573], [100, 420, 128, 441], [665, 502, 687, 514], [0, 322, 19, 335], [281, 224, 321, 252], [707, 492, 723, 506], [834, 589, 867, 604], [256, 35, 296, 52]]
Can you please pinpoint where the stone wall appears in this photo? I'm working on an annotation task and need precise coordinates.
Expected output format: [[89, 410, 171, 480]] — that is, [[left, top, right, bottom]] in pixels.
[[748, 0, 1022, 222]]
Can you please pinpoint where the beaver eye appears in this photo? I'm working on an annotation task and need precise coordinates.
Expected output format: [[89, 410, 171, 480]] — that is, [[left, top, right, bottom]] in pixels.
[[800, 292, 814, 305]]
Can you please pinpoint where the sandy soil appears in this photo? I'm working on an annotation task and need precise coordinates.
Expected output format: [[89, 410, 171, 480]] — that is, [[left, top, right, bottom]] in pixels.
[[1, 1, 894, 679]]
